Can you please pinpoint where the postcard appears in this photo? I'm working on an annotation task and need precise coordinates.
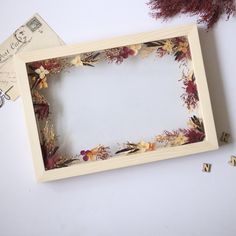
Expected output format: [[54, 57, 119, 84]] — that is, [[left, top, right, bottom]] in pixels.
[[0, 13, 64, 105]]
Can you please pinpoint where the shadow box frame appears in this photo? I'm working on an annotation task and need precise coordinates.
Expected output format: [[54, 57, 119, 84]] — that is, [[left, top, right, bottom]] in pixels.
[[14, 24, 218, 182]]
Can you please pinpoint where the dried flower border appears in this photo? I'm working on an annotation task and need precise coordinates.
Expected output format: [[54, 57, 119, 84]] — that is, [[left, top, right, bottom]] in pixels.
[[27, 36, 205, 170]]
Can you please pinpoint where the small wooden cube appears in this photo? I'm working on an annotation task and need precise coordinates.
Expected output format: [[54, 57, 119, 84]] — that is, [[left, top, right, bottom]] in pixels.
[[202, 163, 212, 172], [228, 156, 236, 166], [220, 132, 231, 143]]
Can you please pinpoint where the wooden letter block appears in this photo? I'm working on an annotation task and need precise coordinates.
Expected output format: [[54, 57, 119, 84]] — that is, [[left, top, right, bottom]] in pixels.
[[229, 156, 236, 166], [220, 132, 231, 143], [202, 163, 212, 172]]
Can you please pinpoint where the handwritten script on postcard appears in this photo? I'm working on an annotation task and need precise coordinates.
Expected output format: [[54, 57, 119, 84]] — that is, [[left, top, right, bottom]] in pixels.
[[0, 14, 64, 104]]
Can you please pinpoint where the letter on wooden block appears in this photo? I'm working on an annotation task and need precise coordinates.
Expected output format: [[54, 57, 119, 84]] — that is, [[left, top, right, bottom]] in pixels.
[[229, 156, 236, 166], [220, 132, 230, 143], [202, 163, 211, 172]]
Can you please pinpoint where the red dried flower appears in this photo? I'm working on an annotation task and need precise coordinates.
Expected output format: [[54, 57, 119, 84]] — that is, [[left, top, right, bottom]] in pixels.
[[105, 46, 135, 63], [45, 153, 61, 170], [80, 146, 110, 161], [181, 73, 199, 110], [186, 80, 197, 94], [80, 150, 92, 161], [147, 0, 235, 29], [185, 129, 205, 144], [33, 103, 49, 120], [41, 143, 60, 170], [31, 59, 61, 72]]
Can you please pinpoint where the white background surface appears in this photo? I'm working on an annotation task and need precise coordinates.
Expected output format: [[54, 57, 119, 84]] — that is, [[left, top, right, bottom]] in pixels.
[[0, 0, 236, 235], [51, 53, 187, 154]]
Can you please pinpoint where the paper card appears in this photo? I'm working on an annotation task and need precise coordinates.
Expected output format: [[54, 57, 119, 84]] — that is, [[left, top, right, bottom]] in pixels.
[[0, 13, 64, 104]]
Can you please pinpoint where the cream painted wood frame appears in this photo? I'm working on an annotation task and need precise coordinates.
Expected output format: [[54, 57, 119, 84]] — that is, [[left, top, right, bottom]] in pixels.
[[14, 24, 218, 182]]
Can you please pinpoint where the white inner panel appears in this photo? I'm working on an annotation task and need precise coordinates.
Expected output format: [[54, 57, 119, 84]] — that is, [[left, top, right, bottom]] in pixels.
[[47, 53, 191, 154]]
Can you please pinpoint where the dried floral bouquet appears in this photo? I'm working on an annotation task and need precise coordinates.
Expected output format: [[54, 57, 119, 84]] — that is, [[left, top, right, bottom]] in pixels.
[[147, 0, 235, 29]]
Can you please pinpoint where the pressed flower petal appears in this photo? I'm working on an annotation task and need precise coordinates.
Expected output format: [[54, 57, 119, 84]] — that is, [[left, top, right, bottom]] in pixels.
[[40, 66, 44, 72], [42, 81, 48, 88], [38, 83, 43, 89], [35, 68, 41, 74], [80, 150, 86, 155], [90, 155, 97, 161], [71, 58, 76, 64], [71, 56, 83, 66], [39, 73, 45, 79]]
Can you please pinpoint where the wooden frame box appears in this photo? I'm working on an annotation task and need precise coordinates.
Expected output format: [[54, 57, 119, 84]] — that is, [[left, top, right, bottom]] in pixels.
[[14, 24, 218, 182]]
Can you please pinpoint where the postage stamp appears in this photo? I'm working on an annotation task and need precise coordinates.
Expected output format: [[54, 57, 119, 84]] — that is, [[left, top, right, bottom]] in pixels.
[[26, 17, 42, 32]]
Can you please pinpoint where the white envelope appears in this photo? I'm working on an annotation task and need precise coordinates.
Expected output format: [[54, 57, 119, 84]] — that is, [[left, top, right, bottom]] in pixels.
[[0, 13, 65, 102]]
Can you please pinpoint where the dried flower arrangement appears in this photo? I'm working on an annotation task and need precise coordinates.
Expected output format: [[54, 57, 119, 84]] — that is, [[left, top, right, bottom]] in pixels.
[[27, 36, 205, 170], [147, 0, 235, 29]]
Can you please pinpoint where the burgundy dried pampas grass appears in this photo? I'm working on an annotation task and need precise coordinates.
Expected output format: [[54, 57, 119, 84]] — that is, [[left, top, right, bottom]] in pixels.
[[147, 0, 235, 29]]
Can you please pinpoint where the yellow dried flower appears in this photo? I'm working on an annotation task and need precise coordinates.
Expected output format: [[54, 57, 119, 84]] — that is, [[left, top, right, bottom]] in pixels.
[[71, 55, 83, 67], [178, 42, 189, 53], [129, 44, 142, 55], [163, 40, 174, 53], [35, 66, 49, 79], [172, 133, 188, 146]]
